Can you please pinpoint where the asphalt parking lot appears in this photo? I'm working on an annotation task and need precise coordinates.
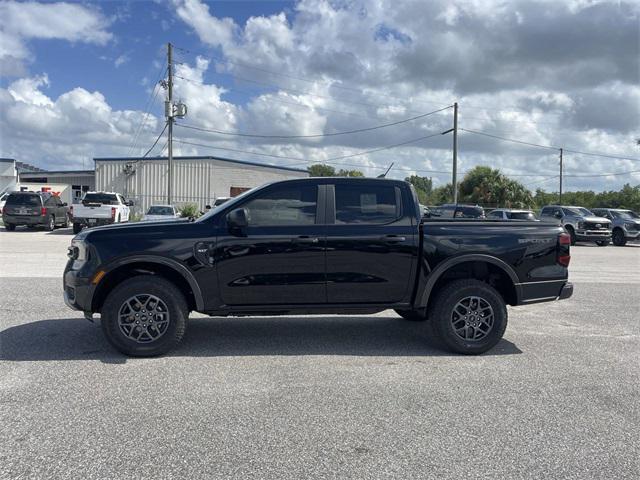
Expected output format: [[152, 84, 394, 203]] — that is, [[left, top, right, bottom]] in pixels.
[[1, 228, 639, 479]]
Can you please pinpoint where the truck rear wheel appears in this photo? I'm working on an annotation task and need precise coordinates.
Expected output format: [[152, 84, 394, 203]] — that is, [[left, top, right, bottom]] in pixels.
[[101, 275, 188, 357], [394, 309, 427, 321], [428, 279, 508, 355], [46, 215, 55, 231], [73, 223, 82, 234]]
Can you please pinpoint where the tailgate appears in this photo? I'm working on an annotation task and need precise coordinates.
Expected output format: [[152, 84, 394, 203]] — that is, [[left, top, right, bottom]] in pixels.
[[73, 205, 113, 219], [3, 205, 41, 216]]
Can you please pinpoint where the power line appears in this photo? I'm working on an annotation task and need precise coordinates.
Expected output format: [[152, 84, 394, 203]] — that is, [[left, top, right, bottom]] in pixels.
[[460, 128, 640, 162], [141, 123, 168, 159], [174, 105, 451, 139], [127, 64, 167, 156]]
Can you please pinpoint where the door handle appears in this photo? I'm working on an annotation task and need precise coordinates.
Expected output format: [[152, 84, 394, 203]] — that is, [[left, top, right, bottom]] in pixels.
[[380, 235, 406, 243], [293, 236, 319, 244]]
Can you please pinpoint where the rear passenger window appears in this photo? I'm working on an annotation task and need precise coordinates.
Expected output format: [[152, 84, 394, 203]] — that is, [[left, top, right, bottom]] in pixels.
[[335, 184, 400, 224], [243, 185, 317, 226]]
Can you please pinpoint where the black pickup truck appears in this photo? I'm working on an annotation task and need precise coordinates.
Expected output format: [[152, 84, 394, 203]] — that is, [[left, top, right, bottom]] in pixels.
[[64, 178, 573, 357]]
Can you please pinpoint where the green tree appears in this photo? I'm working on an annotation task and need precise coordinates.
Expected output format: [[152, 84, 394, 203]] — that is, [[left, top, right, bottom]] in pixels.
[[405, 175, 433, 204], [337, 169, 364, 177], [308, 164, 336, 176]]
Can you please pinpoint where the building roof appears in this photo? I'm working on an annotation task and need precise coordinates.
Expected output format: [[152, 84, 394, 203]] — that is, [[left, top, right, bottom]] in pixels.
[[0, 158, 16, 163], [20, 169, 94, 176], [93, 155, 308, 174]]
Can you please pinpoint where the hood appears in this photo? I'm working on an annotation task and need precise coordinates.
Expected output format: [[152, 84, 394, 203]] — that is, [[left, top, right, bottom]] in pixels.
[[75, 218, 193, 241], [581, 216, 611, 224]]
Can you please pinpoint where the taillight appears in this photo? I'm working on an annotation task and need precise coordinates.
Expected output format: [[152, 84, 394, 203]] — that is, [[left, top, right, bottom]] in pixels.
[[111, 207, 116, 220], [557, 232, 571, 267], [41, 207, 46, 216]]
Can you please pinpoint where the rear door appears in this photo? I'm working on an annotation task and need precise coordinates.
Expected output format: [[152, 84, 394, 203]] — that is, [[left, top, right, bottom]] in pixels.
[[324, 181, 418, 304]]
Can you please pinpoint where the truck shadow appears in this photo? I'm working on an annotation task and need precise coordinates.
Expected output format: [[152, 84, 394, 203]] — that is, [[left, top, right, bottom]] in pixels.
[[0, 316, 522, 363]]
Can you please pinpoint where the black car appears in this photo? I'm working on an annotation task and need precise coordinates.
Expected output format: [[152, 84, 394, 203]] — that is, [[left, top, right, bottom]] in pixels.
[[2, 191, 70, 231], [431, 204, 486, 219], [64, 178, 572, 357]]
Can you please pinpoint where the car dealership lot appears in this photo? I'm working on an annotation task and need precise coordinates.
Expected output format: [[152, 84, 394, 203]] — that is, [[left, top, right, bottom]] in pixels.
[[1, 229, 638, 479]]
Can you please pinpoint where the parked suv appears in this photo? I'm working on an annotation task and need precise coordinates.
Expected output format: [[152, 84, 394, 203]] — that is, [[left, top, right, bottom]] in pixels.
[[540, 205, 611, 246], [2, 191, 70, 231], [591, 208, 640, 246]]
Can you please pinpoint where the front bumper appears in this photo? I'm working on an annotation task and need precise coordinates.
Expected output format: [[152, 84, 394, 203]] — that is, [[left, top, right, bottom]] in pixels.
[[575, 230, 611, 242], [63, 266, 95, 313]]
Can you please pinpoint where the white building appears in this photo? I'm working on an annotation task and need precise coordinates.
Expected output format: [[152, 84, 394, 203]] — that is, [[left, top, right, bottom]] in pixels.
[[95, 155, 309, 212]]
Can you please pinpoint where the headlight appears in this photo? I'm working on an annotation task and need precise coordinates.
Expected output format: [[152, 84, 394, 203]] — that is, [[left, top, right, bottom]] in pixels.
[[577, 221, 585, 229], [68, 239, 89, 262]]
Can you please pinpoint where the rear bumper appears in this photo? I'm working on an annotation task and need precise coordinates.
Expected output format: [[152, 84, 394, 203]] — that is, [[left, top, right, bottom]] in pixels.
[[517, 280, 573, 305], [73, 218, 114, 227], [2, 214, 46, 226]]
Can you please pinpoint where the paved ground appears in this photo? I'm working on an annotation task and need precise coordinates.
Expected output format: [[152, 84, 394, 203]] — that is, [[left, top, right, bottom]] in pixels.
[[1, 228, 638, 479]]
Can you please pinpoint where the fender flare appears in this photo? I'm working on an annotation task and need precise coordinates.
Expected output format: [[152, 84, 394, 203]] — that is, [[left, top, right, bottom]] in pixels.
[[98, 255, 205, 311], [418, 254, 521, 309]]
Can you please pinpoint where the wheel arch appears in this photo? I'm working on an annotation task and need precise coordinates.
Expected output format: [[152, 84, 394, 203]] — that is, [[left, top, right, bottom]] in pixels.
[[418, 254, 520, 309], [91, 256, 204, 313]]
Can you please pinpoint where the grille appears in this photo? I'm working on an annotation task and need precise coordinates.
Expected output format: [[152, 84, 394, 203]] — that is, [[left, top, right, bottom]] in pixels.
[[583, 222, 609, 230]]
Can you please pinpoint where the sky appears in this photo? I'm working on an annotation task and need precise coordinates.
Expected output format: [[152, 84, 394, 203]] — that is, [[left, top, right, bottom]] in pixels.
[[0, 0, 638, 192]]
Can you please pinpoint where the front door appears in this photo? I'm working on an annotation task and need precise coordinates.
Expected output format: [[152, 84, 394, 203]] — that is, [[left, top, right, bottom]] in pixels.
[[214, 183, 326, 306], [325, 182, 418, 304]]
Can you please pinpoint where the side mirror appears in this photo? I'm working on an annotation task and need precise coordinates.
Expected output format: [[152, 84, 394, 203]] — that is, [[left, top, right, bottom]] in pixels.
[[227, 208, 249, 228], [554, 211, 563, 219], [205, 205, 212, 210], [126, 200, 134, 207], [62, 202, 68, 207]]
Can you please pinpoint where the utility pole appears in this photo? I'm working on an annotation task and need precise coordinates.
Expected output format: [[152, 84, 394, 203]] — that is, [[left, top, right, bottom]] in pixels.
[[452, 102, 458, 204], [166, 42, 174, 205], [559, 148, 563, 205]]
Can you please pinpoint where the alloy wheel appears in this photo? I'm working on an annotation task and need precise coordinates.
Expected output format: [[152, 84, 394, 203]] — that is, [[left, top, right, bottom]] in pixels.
[[450, 295, 495, 341], [118, 294, 171, 343]]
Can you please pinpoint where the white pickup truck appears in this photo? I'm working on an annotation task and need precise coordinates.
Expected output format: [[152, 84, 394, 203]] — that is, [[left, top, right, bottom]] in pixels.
[[71, 192, 131, 234]]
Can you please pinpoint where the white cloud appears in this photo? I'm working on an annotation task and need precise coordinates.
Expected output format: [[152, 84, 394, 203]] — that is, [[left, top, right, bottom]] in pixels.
[[0, 1, 112, 76], [114, 53, 130, 68]]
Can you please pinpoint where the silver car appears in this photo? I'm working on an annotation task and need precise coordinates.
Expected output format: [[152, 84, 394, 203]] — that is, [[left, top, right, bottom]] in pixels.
[[592, 208, 640, 246], [487, 209, 538, 221], [540, 205, 611, 246], [141, 205, 180, 222]]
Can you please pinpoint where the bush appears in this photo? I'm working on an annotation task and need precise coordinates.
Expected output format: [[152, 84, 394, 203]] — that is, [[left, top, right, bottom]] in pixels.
[[178, 203, 200, 218]]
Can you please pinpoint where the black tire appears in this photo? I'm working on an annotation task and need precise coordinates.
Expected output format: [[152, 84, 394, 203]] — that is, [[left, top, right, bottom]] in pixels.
[[72, 223, 82, 234], [596, 240, 609, 246], [565, 226, 576, 246], [428, 279, 508, 355], [5, 223, 16, 231], [394, 309, 427, 321], [101, 275, 188, 357], [61, 214, 69, 228], [46, 215, 55, 231], [612, 229, 627, 247]]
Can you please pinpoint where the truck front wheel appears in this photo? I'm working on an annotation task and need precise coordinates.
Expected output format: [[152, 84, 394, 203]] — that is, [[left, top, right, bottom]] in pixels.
[[101, 275, 188, 357], [428, 279, 508, 355]]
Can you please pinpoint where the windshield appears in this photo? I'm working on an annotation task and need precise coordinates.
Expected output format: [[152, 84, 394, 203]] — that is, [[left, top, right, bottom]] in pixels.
[[196, 187, 258, 222], [613, 210, 639, 220], [147, 206, 174, 215], [508, 211, 536, 220], [6, 193, 41, 206], [83, 193, 119, 205], [566, 207, 593, 216]]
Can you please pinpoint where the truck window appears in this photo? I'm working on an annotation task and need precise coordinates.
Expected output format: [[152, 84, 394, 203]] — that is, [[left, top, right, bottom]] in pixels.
[[335, 184, 399, 224], [83, 193, 119, 205], [243, 185, 317, 226]]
